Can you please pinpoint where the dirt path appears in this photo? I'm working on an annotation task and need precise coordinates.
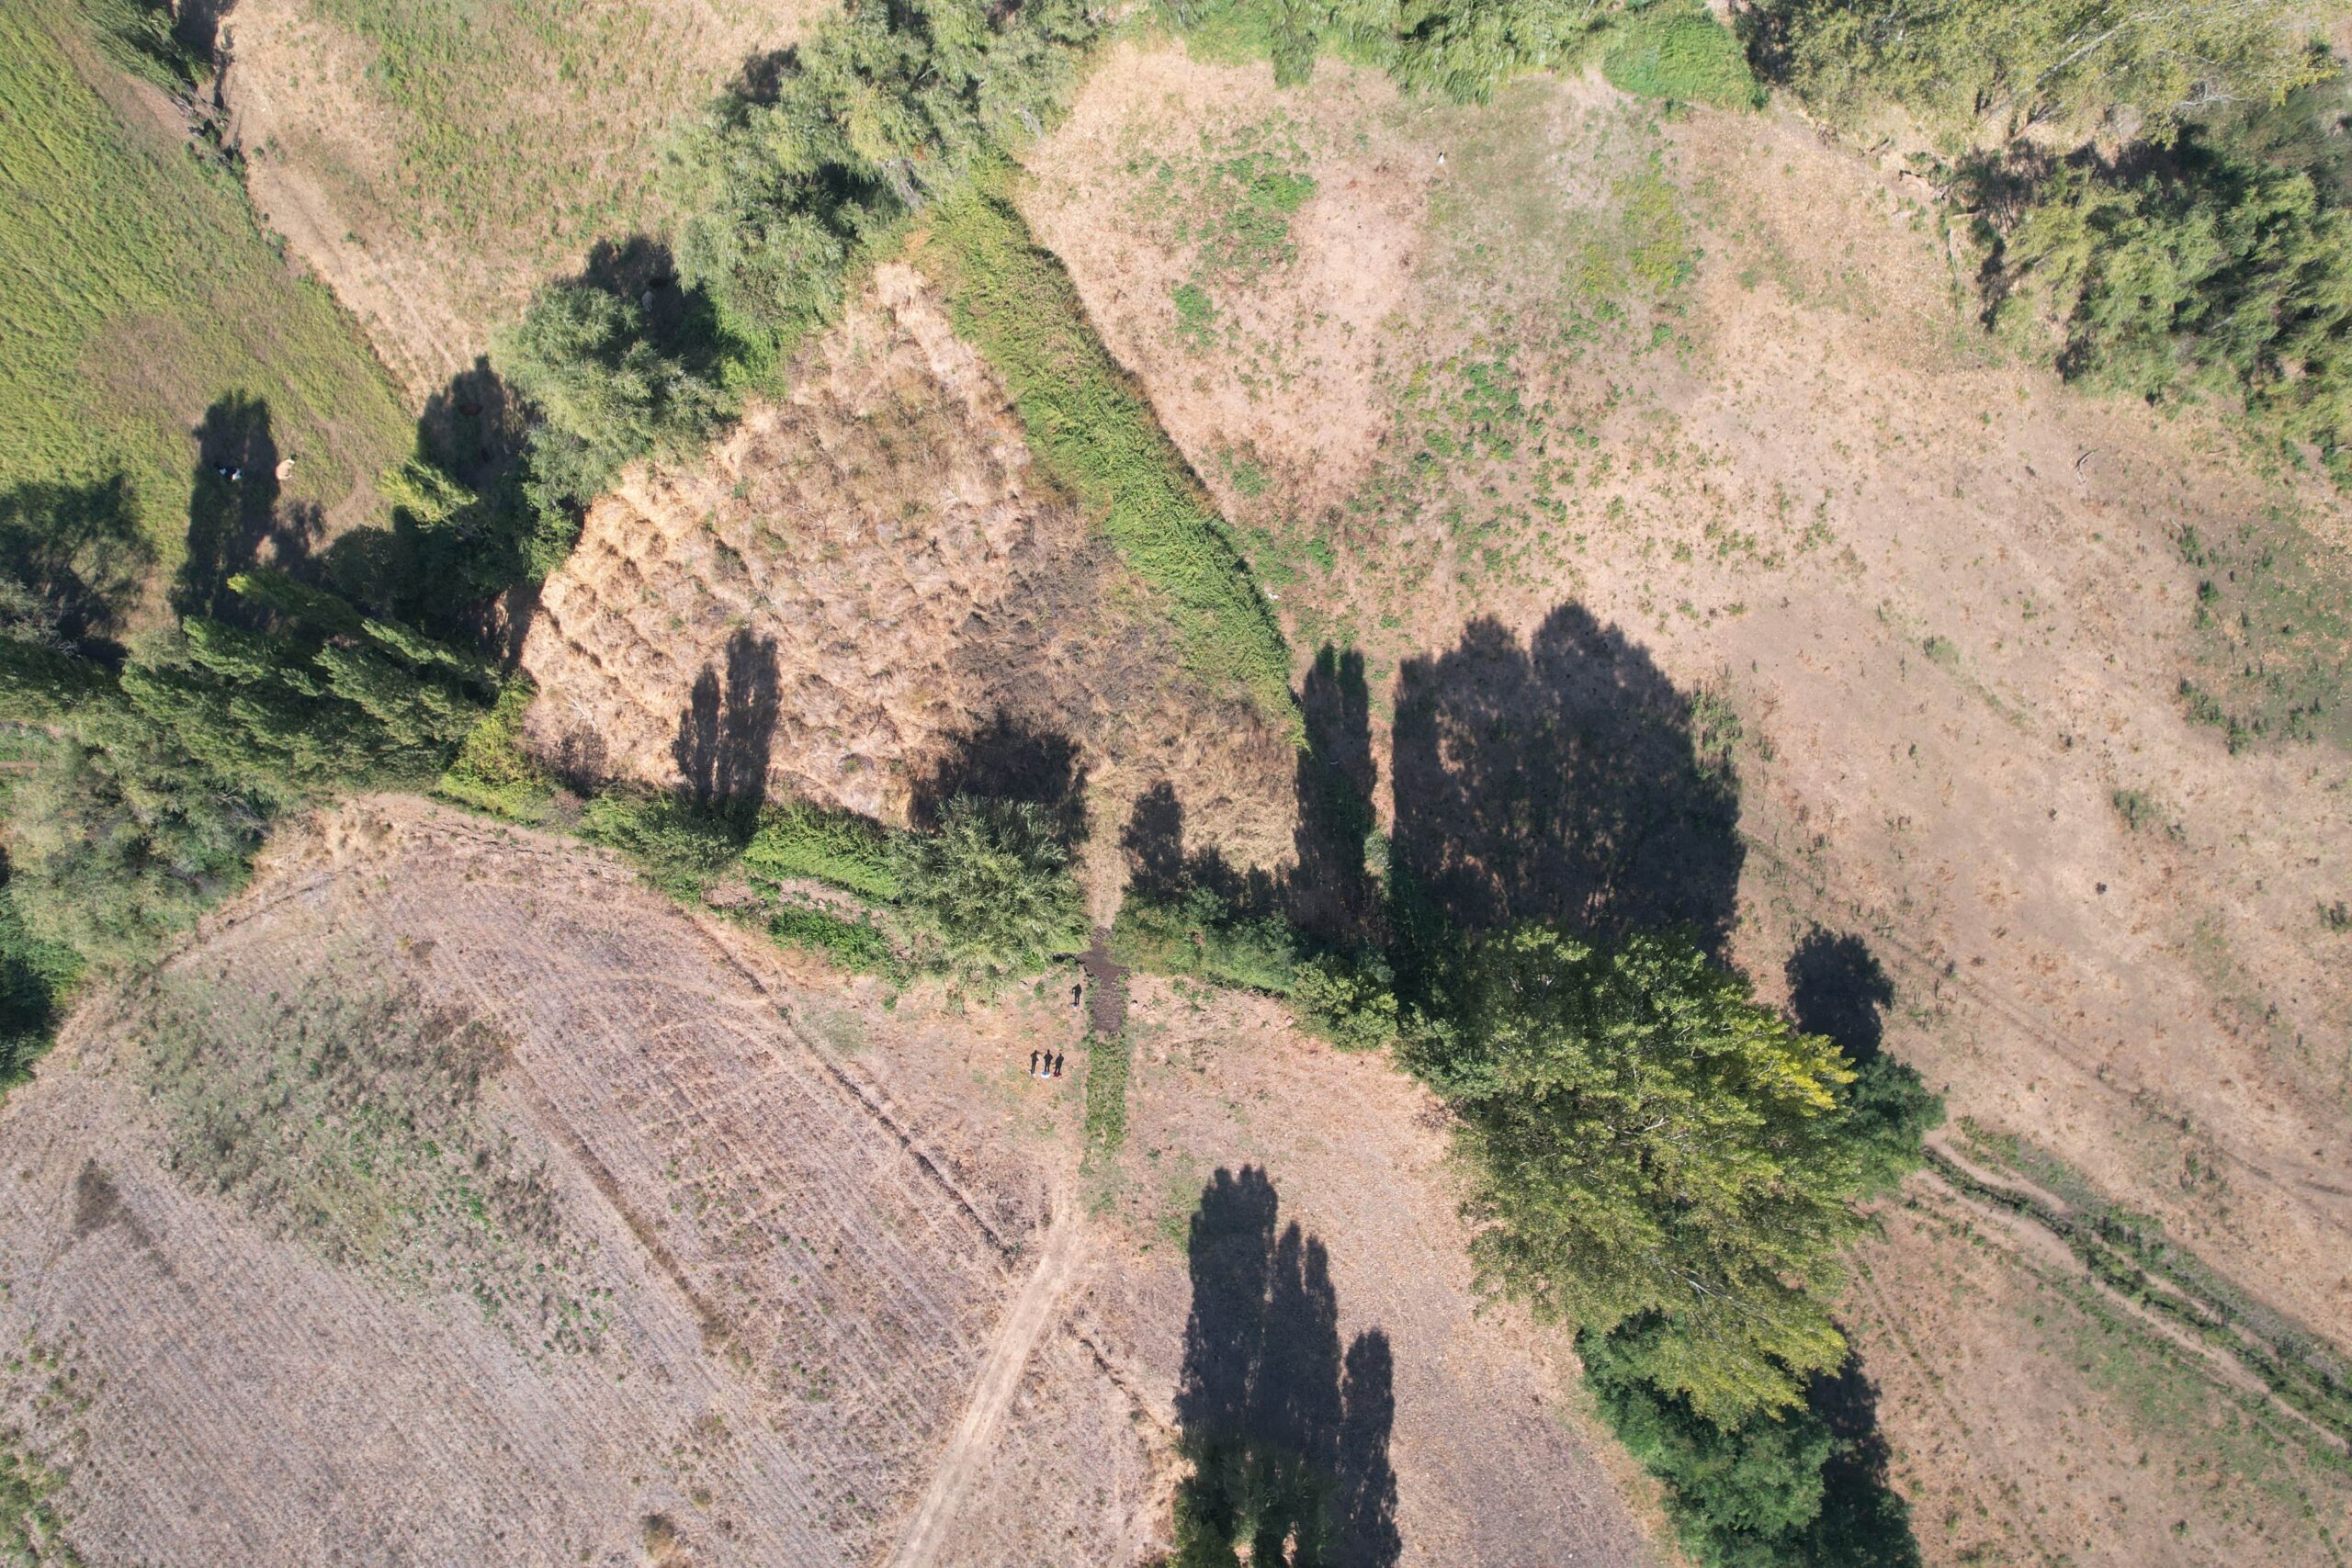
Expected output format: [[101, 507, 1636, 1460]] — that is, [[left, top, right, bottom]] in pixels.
[[885, 1205, 1085, 1568], [1080, 926, 1127, 1036]]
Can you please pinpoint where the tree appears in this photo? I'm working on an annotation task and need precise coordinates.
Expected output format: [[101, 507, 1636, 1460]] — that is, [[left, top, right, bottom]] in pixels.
[[896, 794, 1086, 986], [494, 285, 729, 524], [1755, 0, 2339, 148], [1408, 924, 1896, 1424]]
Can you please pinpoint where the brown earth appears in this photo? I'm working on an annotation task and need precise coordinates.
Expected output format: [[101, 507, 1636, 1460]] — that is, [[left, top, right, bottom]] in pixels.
[[1846, 1172, 2352, 1568], [516, 262, 1298, 892], [219, 0, 821, 401], [1024, 41, 2352, 1330], [0, 795, 1662, 1566]]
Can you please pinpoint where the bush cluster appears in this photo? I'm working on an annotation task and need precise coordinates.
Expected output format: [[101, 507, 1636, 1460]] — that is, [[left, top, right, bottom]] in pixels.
[[1755, 0, 2352, 475], [0, 570, 492, 973]]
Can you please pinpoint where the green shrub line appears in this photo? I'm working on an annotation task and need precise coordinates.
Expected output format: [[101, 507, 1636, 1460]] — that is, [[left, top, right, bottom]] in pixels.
[[1934, 1129, 2352, 1450], [924, 181, 1301, 733]]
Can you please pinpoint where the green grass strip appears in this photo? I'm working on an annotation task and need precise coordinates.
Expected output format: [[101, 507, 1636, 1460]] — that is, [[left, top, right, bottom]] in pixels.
[[1080, 1028, 1133, 1210], [925, 175, 1299, 736]]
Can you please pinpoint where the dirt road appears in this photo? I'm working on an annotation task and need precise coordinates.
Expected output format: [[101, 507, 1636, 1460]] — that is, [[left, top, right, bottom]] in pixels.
[[886, 1205, 1085, 1568]]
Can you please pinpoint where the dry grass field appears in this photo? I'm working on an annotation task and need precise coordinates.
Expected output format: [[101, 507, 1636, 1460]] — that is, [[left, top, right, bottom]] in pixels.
[[1014, 43, 2352, 1562], [0, 795, 1659, 1565], [516, 261, 1300, 896], [220, 0, 822, 400], [18, 16, 2352, 1564]]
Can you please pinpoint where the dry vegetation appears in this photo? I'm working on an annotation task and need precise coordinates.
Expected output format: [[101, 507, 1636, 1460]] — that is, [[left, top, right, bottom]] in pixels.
[[1017, 42, 2352, 1560], [0, 795, 1659, 1564], [517, 263, 1299, 892], [17, 13, 2352, 1563], [220, 0, 824, 399]]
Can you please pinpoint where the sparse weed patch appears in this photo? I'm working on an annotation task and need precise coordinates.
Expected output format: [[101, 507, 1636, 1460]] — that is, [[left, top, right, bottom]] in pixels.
[[1080, 1029, 1132, 1209], [133, 959, 611, 1353], [1127, 118, 1318, 346]]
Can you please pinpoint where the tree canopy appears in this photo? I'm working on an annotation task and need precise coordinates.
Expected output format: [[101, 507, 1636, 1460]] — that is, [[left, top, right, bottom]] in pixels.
[[896, 795, 1087, 986], [1409, 924, 1914, 1424]]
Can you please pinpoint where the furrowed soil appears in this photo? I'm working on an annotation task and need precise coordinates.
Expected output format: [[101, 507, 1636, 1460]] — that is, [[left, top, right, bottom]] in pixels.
[[517, 262, 1299, 895], [0, 795, 1661, 1565], [220, 0, 823, 400], [1020, 41, 2352, 1560]]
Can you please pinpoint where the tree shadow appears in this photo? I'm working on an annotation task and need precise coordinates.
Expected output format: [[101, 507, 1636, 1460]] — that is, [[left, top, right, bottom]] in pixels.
[[0, 476, 154, 663], [574, 236, 739, 385], [673, 628, 781, 821], [1802, 1353, 1921, 1568], [175, 392, 321, 625], [1291, 645, 1380, 947], [912, 710, 1089, 847], [1788, 928, 1895, 1066], [1389, 603, 1742, 955], [1174, 1167, 1399, 1567], [1120, 781, 1281, 919]]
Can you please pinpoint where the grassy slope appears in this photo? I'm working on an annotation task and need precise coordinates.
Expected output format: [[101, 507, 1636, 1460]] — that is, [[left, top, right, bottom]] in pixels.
[[0, 5, 407, 570], [922, 178, 1300, 735]]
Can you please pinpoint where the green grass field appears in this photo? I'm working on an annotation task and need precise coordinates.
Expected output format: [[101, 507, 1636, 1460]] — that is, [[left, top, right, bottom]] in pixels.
[[0, 5, 407, 584]]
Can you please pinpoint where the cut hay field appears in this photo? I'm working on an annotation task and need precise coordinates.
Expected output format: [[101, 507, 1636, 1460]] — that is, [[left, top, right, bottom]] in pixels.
[[0, 795, 1661, 1565], [0, 4, 408, 587]]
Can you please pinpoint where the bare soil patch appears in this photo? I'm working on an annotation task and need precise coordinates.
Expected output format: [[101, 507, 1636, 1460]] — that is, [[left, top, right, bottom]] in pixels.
[[0, 796, 1662, 1564], [1025, 50, 2352, 1358]]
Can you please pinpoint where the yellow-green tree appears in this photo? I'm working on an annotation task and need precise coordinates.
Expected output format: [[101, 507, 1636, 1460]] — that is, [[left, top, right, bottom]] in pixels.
[[1409, 925, 1915, 1425]]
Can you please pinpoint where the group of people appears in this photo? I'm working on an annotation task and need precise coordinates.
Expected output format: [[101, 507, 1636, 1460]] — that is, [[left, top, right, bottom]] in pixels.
[[1029, 1050, 1065, 1079]]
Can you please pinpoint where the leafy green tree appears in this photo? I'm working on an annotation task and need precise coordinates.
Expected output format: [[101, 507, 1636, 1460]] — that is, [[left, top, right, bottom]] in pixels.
[[1755, 0, 2339, 147], [1979, 146, 2352, 465], [494, 285, 730, 523], [897, 795, 1086, 985], [1408, 924, 1907, 1424]]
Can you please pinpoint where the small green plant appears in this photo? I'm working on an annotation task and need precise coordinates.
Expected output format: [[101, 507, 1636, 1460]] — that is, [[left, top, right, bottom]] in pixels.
[[2110, 787, 2156, 832], [1171, 281, 1218, 347], [1921, 634, 1960, 666], [2320, 899, 2350, 932]]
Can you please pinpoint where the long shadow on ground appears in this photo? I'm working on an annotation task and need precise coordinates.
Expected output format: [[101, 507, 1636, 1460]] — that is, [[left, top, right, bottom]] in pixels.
[[1389, 603, 1742, 954], [1174, 1166, 1399, 1568]]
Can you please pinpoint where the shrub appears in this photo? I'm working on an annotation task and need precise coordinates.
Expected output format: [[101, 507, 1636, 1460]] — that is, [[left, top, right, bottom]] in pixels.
[[742, 802, 904, 902], [1110, 883, 1299, 995], [766, 901, 900, 976], [896, 795, 1087, 986], [578, 788, 743, 900], [1975, 144, 2352, 472], [1752, 0, 2334, 148], [1601, 2, 1763, 110], [1289, 948, 1399, 1050], [436, 681, 559, 825]]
